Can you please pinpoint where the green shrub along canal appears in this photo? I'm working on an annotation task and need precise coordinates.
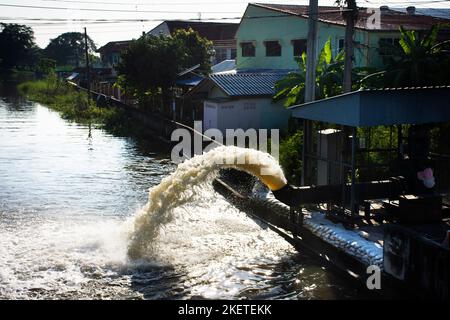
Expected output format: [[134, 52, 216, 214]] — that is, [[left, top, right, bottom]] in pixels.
[[0, 81, 366, 299]]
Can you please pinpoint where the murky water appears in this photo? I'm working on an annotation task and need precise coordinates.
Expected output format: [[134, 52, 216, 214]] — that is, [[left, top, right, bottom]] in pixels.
[[0, 82, 363, 300]]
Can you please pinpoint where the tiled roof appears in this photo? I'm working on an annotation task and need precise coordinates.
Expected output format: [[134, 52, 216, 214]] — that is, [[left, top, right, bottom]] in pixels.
[[250, 3, 450, 31], [209, 71, 289, 97]]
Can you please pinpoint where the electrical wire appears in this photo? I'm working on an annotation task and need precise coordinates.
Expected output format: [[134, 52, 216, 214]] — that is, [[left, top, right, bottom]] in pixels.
[[0, 3, 244, 14], [40, 0, 308, 6]]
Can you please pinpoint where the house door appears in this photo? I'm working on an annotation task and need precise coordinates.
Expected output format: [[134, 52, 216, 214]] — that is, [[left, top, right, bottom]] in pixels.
[[239, 102, 259, 130]]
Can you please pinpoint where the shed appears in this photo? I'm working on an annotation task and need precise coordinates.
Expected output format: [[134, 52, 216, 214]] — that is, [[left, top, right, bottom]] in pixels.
[[290, 87, 450, 127], [289, 86, 450, 217]]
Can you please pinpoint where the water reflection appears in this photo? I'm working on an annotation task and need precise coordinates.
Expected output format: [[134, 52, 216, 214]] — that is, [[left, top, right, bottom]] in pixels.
[[0, 84, 364, 300]]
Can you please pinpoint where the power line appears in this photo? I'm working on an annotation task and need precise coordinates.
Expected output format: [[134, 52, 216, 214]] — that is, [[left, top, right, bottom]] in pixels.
[[40, 0, 450, 5], [40, 0, 314, 6], [40, 0, 255, 6], [0, 3, 243, 14]]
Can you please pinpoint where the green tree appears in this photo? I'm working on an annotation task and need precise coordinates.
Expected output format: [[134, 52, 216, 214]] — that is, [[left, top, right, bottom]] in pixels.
[[363, 25, 450, 87], [0, 23, 37, 70], [116, 35, 180, 109], [35, 58, 56, 76], [172, 28, 213, 74], [44, 32, 96, 67], [116, 29, 212, 111]]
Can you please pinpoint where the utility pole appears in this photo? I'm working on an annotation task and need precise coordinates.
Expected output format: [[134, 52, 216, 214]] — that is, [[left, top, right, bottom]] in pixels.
[[342, 0, 358, 93], [301, 0, 319, 186], [84, 27, 91, 102], [304, 0, 318, 103], [341, 1, 358, 218]]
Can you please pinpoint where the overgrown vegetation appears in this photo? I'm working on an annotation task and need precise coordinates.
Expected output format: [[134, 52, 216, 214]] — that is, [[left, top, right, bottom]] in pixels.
[[116, 28, 212, 113], [17, 74, 133, 135], [279, 127, 303, 185]]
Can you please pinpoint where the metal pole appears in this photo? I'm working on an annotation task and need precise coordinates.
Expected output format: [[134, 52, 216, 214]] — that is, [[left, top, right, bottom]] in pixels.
[[397, 125, 403, 161], [350, 126, 357, 217], [302, 0, 319, 186], [305, 0, 318, 102], [301, 119, 308, 186], [343, 0, 357, 93], [84, 27, 91, 102]]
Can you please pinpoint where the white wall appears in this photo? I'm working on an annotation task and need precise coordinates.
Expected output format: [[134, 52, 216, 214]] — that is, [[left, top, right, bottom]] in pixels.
[[203, 102, 218, 130], [203, 98, 291, 134]]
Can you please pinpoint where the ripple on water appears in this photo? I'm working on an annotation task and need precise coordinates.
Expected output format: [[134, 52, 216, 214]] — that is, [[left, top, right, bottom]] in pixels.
[[0, 98, 363, 300]]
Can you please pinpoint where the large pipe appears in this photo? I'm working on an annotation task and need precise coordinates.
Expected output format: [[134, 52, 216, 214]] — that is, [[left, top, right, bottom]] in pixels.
[[271, 177, 407, 207], [229, 150, 407, 208]]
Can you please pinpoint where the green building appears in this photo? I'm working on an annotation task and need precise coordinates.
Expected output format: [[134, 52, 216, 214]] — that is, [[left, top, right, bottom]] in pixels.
[[236, 4, 448, 70]]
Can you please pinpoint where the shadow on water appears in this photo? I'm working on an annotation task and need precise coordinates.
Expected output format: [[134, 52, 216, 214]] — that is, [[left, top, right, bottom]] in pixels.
[[0, 78, 30, 108], [129, 265, 191, 300]]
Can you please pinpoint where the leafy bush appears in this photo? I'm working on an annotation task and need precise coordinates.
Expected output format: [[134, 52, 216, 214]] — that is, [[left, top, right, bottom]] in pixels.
[[279, 129, 303, 186]]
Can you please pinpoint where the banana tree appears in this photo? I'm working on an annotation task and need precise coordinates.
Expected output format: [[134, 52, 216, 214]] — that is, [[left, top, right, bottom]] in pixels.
[[273, 38, 366, 107], [362, 25, 450, 87]]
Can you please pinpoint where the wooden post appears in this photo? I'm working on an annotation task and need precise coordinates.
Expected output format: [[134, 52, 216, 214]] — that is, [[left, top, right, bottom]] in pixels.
[[84, 27, 91, 102]]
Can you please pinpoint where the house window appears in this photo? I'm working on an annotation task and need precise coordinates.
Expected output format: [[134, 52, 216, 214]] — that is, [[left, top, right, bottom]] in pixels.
[[230, 49, 237, 59], [265, 41, 281, 57], [292, 39, 307, 56], [338, 38, 345, 52], [241, 42, 255, 57], [379, 38, 400, 56]]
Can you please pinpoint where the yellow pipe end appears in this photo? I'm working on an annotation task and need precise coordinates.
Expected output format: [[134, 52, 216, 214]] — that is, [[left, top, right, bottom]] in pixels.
[[234, 162, 287, 191]]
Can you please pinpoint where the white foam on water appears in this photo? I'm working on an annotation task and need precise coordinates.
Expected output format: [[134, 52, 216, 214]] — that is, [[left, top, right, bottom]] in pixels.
[[150, 186, 296, 299], [127, 145, 287, 260], [0, 215, 132, 299]]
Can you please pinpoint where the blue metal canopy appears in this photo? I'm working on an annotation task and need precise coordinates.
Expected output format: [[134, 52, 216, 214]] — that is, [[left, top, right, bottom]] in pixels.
[[290, 87, 450, 127]]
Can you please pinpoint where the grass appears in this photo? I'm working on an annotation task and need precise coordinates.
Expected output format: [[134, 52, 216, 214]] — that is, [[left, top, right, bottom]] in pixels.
[[17, 75, 137, 136]]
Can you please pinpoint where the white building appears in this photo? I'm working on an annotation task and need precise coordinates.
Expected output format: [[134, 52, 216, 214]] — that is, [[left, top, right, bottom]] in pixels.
[[188, 70, 292, 133]]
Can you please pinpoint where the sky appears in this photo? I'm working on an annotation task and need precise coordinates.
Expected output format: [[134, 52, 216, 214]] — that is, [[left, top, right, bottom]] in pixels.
[[1, 0, 450, 49]]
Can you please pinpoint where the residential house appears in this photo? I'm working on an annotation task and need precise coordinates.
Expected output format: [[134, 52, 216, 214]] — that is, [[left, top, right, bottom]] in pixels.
[[147, 20, 239, 65], [190, 3, 450, 134], [236, 3, 450, 70], [191, 71, 291, 132], [96, 40, 132, 76]]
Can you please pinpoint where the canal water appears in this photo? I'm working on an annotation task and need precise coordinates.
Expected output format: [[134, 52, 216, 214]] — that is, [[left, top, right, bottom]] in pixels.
[[0, 81, 364, 299]]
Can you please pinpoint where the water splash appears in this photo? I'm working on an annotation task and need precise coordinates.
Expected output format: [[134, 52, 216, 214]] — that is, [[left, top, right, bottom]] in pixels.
[[127, 146, 287, 260]]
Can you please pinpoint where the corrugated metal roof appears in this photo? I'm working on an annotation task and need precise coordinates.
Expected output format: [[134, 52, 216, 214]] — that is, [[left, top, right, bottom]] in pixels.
[[175, 75, 204, 87], [290, 87, 450, 127], [209, 71, 288, 97], [211, 59, 236, 74]]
